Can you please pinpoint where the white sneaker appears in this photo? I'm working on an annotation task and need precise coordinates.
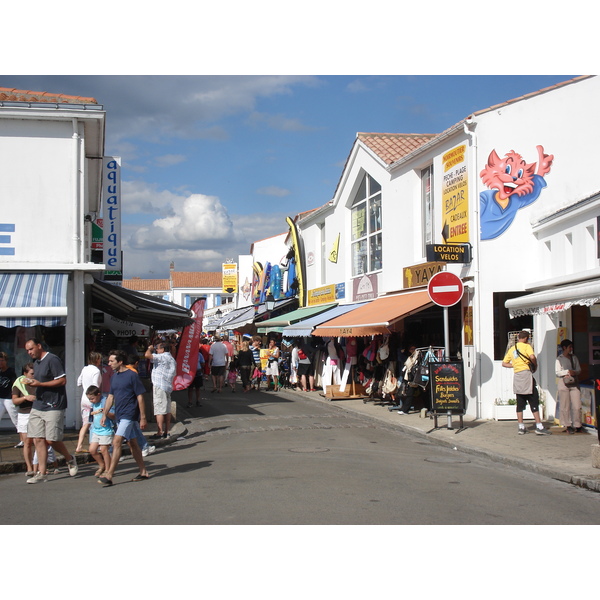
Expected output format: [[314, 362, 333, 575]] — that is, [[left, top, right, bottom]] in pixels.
[[67, 458, 78, 476], [27, 472, 47, 484], [142, 445, 156, 457]]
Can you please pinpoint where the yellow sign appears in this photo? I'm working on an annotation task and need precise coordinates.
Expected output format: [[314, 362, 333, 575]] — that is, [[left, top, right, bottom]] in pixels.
[[329, 233, 340, 263], [222, 263, 238, 293], [464, 306, 473, 345], [403, 262, 445, 289], [442, 144, 469, 243], [307, 284, 336, 306]]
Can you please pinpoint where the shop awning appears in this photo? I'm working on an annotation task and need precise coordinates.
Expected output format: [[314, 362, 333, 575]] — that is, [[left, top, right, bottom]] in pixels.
[[312, 290, 432, 337], [282, 303, 367, 337], [217, 306, 257, 330], [257, 303, 338, 333], [0, 272, 68, 327], [90, 278, 194, 329], [505, 278, 600, 318]]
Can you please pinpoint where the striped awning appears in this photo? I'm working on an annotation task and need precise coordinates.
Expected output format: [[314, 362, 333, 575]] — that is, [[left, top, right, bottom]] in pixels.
[[0, 272, 69, 328]]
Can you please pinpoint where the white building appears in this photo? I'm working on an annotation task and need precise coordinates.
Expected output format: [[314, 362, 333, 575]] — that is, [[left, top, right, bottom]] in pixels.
[[0, 88, 105, 429], [0, 87, 193, 430], [292, 75, 600, 421]]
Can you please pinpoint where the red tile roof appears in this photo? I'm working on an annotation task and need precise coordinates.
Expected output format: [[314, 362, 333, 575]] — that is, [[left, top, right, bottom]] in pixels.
[[357, 132, 437, 164], [0, 87, 98, 105], [170, 272, 222, 288], [123, 278, 170, 292]]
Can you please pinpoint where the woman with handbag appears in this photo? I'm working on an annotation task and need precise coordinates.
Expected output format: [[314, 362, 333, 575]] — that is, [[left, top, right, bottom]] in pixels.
[[555, 339, 582, 434]]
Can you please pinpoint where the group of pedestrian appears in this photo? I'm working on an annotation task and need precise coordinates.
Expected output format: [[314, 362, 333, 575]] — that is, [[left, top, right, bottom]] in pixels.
[[502, 330, 583, 435], [9, 339, 80, 484]]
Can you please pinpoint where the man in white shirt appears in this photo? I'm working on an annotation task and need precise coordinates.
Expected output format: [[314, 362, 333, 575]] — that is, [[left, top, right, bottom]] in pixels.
[[208, 336, 229, 394], [145, 342, 176, 439]]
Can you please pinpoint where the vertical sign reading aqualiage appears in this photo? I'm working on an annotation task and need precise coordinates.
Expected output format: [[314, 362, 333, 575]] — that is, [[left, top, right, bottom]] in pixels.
[[102, 157, 122, 272]]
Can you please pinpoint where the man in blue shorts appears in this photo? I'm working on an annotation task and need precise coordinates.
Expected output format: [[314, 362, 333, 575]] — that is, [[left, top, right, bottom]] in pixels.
[[98, 349, 149, 487]]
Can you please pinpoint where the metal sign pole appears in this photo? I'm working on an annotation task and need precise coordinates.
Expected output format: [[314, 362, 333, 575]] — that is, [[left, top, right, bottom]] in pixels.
[[444, 306, 452, 429]]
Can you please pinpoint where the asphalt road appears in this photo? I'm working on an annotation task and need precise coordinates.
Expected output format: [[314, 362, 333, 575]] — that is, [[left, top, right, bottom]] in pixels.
[[3, 388, 600, 525]]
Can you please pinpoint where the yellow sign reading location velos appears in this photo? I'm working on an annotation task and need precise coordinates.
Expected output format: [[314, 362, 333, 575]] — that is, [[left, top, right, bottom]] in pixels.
[[442, 144, 469, 243]]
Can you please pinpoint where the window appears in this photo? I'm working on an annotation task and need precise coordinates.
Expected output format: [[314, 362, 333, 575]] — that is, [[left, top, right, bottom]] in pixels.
[[351, 173, 382, 277], [493, 292, 533, 360], [421, 166, 433, 252]]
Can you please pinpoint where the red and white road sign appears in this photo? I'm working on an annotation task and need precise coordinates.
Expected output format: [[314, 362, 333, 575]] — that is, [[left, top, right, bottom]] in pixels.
[[427, 271, 464, 307]]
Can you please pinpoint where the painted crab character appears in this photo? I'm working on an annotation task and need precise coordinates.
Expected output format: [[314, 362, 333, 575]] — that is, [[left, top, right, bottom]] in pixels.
[[479, 145, 554, 240]]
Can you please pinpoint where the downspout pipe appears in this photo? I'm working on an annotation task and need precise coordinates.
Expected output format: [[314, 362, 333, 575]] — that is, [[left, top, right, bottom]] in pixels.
[[464, 116, 483, 419], [70, 117, 84, 427]]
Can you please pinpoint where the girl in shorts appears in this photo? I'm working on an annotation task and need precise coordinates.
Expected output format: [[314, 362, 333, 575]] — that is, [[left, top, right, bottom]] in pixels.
[[86, 385, 115, 478]]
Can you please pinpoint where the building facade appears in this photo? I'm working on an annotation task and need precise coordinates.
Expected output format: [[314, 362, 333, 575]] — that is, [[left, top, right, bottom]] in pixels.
[[288, 75, 599, 421]]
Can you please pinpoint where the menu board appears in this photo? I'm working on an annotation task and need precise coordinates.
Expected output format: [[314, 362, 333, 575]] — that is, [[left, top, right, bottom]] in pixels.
[[429, 361, 465, 413]]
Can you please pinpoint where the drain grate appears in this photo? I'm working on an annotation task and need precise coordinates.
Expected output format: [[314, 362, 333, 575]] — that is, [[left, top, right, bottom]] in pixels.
[[288, 447, 330, 453]]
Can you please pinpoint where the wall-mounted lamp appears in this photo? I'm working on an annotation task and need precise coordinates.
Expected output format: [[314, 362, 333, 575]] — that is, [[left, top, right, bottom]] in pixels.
[[266, 293, 275, 311]]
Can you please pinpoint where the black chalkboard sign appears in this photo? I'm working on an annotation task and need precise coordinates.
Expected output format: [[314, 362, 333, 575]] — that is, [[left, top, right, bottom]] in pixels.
[[429, 361, 465, 413]]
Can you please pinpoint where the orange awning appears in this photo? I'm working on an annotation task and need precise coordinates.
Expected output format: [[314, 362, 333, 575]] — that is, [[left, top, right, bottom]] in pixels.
[[312, 289, 432, 337]]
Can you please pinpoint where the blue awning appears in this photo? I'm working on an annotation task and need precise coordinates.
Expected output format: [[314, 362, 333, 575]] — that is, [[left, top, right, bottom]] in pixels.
[[0, 272, 69, 327]]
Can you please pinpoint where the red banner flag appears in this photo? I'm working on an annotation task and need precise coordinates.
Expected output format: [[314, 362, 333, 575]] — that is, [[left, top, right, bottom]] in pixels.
[[173, 298, 205, 391]]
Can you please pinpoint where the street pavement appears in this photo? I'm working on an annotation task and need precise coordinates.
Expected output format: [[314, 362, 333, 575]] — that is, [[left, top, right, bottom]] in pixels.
[[2, 386, 600, 493]]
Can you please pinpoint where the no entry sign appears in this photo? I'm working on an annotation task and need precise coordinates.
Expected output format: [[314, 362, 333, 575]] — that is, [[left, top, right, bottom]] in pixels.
[[427, 271, 464, 307]]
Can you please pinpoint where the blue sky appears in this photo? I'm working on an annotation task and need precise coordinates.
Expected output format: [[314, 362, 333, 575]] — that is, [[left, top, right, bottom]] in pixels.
[[3, 3, 590, 281], [2, 74, 578, 279]]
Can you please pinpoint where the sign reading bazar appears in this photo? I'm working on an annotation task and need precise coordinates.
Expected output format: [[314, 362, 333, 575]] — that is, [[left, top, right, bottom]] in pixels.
[[426, 243, 472, 264], [102, 157, 122, 272], [441, 144, 469, 243]]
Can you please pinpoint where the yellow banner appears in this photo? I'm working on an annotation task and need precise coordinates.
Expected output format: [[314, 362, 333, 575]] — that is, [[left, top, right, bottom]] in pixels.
[[307, 284, 336, 306], [403, 262, 445, 289], [442, 144, 469, 243], [222, 263, 238, 293]]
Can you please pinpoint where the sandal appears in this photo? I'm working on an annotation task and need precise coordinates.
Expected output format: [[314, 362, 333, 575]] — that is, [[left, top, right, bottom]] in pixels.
[[98, 476, 113, 487], [186, 403, 193, 408], [94, 468, 104, 477], [132, 474, 149, 482]]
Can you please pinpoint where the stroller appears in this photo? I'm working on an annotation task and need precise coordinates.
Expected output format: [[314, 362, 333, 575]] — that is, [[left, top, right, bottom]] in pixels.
[[278, 353, 293, 389]]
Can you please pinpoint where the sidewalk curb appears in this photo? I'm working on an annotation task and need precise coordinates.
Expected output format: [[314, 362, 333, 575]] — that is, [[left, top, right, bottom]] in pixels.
[[304, 390, 600, 494]]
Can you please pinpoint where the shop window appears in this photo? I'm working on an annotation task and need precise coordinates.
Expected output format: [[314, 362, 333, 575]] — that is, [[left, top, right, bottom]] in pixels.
[[350, 173, 382, 277], [493, 292, 533, 359]]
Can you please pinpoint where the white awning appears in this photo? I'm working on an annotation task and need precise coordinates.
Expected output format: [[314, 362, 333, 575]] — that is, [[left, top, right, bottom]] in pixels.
[[0, 272, 69, 327], [505, 279, 600, 318]]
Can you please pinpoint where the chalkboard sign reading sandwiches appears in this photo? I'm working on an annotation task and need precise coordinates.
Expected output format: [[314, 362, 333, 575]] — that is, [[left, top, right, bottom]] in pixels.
[[430, 361, 465, 413]]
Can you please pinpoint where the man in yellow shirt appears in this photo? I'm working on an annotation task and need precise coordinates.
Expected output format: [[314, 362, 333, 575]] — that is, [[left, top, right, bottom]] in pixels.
[[502, 330, 551, 435]]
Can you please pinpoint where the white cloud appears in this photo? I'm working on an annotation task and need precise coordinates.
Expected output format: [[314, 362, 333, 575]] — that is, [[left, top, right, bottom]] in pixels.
[[121, 180, 188, 216], [130, 194, 234, 250]]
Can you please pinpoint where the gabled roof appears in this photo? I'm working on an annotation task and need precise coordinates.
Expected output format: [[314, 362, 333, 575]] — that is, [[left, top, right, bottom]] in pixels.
[[123, 278, 170, 292], [357, 132, 437, 165], [0, 87, 98, 105], [170, 271, 222, 289]]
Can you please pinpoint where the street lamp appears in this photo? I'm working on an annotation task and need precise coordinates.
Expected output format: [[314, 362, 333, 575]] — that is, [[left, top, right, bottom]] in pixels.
[[265, 293, 275, 311]]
